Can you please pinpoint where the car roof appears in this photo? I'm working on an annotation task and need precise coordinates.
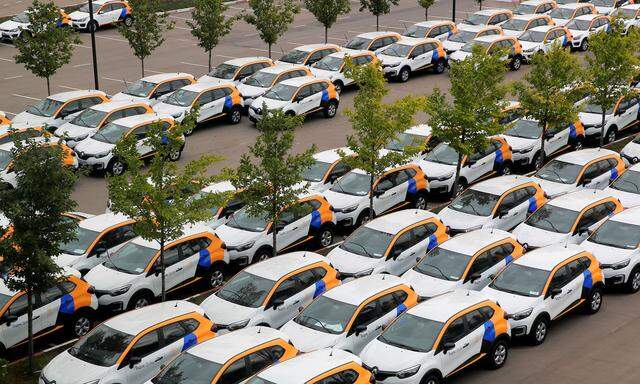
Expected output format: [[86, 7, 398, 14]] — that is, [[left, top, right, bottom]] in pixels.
[[355, 31, 400, 39], [475, 8, 511, 15], [292, 43, 340, 52], [412, 20, 454, 27], [553, 148, 617, 166], [621, 4, 640, 10], [201, 180, 236, 194], [607, 205, 640, 225], [574, 14, 602, 20], [514, 244, 585, 271], [90, 100, 148, 112], [110, 113, 172, 128], [324, 274, 407, 306], [457, 24, 487, 32], [222, 56, 271, 66], [395, 37, 438, 46], [138, 72, 193, 83], [279, 75, 324, 87], [408, 290, 491, 322], [245, 252, 328, 280], [366, 209, 440, 234], [48, 90, 106, 102], [131, 223, 215, 250], [530, 25, 560, 32], [262, 64, 307, 74], [475, 34, 511, 43], [439, 228, 516, 255], [547, 189, 617, 210], [327, 50, 371, 59], [78, 212, 132, 232], [313, 147, 351, 163], [188, 326, 290, 363], [521, 0, 552, 5], [256, 349, 361, 383], [405, 124, 431, 137], [182, 82, 233, 93], [106, 301, 205, 335], [471, 175, 537, 196], [558, 3, 590, 9], [511, 13, 547, 20]]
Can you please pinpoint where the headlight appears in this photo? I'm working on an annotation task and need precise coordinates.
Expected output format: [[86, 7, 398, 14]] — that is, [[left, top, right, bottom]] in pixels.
[[602, 259, 630, 270], [506, 307, 533, 321], [109, 284, 131, 296], [171, 111, 184, 118], [397, 365, 421, 379], [429, 172, 454, 181], [227, 319, 250, 330], [354, 268, 373, 278], [94, 150, 111, 159], [228, 241, 255, 252], [459, 225, 482, 233], [515, 145, 534, 154], [336, 204, 358, 213]]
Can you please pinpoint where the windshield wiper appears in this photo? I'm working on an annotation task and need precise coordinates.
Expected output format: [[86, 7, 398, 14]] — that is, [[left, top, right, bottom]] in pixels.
[[538, 217, 563, 233], [615, 179, 640, 193], [420, 263, 452, 281], [343, 241, 374, 258], [540, 168, 567, 184], [298, 314, 334, 334], [218, 288, 250, 306]]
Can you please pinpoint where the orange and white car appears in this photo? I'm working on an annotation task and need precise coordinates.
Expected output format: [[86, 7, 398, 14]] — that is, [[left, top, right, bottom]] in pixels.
[[514, 0, 558, 15], [442, 24, 502, 54], [549, 3, 597, 26], [276, 44, 341, 67], [198, 57, 274, 85], [401, 20, 458, 41], [112, 72, 195, 105], [519, 25, 573, 60], [69, 0, 133, 31], [566, 14, 611, 51], [498, 13, 555, 38], [462, 9, 514, 26], [450, 35, 525, 71], [310, 50, 378, 93], [344, 31, 401, 53], [377, 37, 448, 82]]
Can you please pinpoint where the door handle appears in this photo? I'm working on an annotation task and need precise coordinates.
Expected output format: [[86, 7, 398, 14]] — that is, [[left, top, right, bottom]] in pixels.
[[409, 252, 416, 256], [176, 267, 183, 272], [462, 343, 469, 349], [33, 316, 40, 320], [291, 227, 298, 230], [390, 192, 397, 196], [154, 356, 163, 362]]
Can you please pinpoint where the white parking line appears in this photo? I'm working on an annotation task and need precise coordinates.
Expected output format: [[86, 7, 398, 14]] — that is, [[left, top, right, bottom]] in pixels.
[[96, 35, 128, 43], [3, 75, 22, 80], [180, 61, 208, 68], [250, 48, 269, 53], [73, 63, 91, 68], [102, 76, 126, 83], [12, 93, 40, 101], [58, 85, 81, 91], [293, 24, 307, 29], [174, 26, 191, 31], [217, 54, 239, 59], [244, 32, 259, 37], [0, 57, 14, 62]]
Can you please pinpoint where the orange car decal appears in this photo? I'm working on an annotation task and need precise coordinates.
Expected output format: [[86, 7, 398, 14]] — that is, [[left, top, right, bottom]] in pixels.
[[197, 233, 226, 268], [59, 275, 94, 315]]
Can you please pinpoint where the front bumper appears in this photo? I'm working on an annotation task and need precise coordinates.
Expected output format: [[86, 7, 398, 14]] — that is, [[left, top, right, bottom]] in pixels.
[[602, 263, 634, 286], [425, 177, 452, 194], [0, 30, 20, 40], [77, 153, 111, 171], [382, 66, 401, 76], [71, 20, 89, 29]]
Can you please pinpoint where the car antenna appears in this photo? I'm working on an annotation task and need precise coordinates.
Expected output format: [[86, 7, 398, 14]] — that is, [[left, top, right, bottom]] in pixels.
[[329, 348, 334, 356], [122, 77, 128, 89], [344, 33, 349, 44]]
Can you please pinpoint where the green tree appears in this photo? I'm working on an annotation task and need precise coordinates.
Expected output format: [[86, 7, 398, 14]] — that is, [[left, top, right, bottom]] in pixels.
[[230, 107, 315, 258], [0, 139, 77, 373], [187, 0, 235, 72], [417, 0, 435, 20], [118, 0, 174, 77], [514, 44, 584, 169], [359, 0, 400, 31], [304, 0, 351, 43], [585, 20, 640, 146], [107, 112, 226, 302], [339, 60, 421, 221], [424, 45, 508, 196], [14, 0, 80, 95], [243, 0, 300, 58]]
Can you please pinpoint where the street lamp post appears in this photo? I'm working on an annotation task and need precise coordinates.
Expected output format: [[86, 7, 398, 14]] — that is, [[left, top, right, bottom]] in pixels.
[[87, 0, 99, 90], [452, 0, 457, 22]]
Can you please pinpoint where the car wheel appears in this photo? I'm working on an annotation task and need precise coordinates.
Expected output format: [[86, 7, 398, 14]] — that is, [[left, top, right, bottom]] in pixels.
[[510, 56, 522, 71], [87, 20, 98, 33], [253, 248, 272, 264], [207, 265, 225, 289], [66, 311, 93, 338], [413, 192, 428, 210], [397, 67, 411, 82], [323, 101, 338, 118], [584, 286, 603, 315], [333, 81, 344, 94], [528, 315, 549, 346], [317, 226, 334, 248], [183, 126, 195, 136], [486, 338, 509, 370], [420, 372, 442, 384], [108, 158, 126, 176], [452, 179, 467, 197], [168, 147, 182, 162], [499, 162, 513, 176], [433, 59, 446, 74], [572, 137, 584, 151], [124, 15, 133, 27], [605, 128, 617, 144], [356, 210, 372, 227], [626, 267, 640, 293], [128, 291, 153, 310], [580, 38, 589, 52], [228, 106, 242, 124], [532, 152, 544, 170]]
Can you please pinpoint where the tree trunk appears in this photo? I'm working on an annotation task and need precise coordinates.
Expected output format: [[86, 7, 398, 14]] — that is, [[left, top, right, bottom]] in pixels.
[[141, 58, 145, 78], [325, 26, 328, 44], [208, 49, 212, 73], [46, 77, 51, 96], [27, 290, 34, 374], [160, 235, 166, 302], [425, 8, 428, 20], [479, 0, 483, 10], [539, 122, 547, 170], [452, 151, 464, 197], [272, 221, 277, 257], [376, 14, 380, 31], [369, 173, 375, 219], [268, 43, 272, 59], [599, 111, 606, 147]]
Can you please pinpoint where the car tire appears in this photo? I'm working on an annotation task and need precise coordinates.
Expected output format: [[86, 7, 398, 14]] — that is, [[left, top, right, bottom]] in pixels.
[[580, 38, 589, 52], [285, 110, 296, 117], [108, 158, 126, 176], [571, 137, 584, 151], [167, 146, 182, 162], [207, 264, 226, 289], [355, 209, 372, 227], [584, 286, 603, 315], [333, 81, 344, 94], [452, 179, 467, 197], [433, 59, 446, 74], [183, 126, 195, 136], [532, 152, 544, 170], [87, 20, 98, 33], [528, 315, 549, 346], [499, 162, 513, 176], [626, 266, 640, 293], [510, 56, 522, 71], [413, 191, 428, 210], [316, 225, 334, 248], [604, 127, 617, 144], [420, 372, 442, 384], [323, 101, 338, 118], [486, 338, 509, 370], [253, 247, 272, 264], [228, 106, 242, 124], [397, 67, 411, 83], [0, 343, 6, 358], [128, 291, 153, 310], [66, 310, 93, 338], [123, 15, 133, 27]]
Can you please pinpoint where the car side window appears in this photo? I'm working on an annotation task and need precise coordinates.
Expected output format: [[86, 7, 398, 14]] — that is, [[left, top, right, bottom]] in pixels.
[[4, 295, 28, 319], [271, 275, 304, 303], [369, 37, 385, 50], [162, 246, 181, 267], [389, 231, 413, 258], [329, 161, 350, 180], [378, 292, 399, 314], [441, 316, 467, 344], [60, 281, 77, 294], [238, 65, 254, 78], [211, 89, 227, 101], [60, 100, 84, 116], [549, 264, 572, 290], [218, 357, 247, 384], [315, 369, 359, 384], [392, 169, 410, 185], [307, 50, 324, 64], [128, 330, 161, 360], [311, 82, 325, 94], [411, 222, 437, 240], [465, 309, 486, 331], [467, 251, 493, 278], [38, 285, 64, 307], [581, 161, 604, 181], [161, 321, 187, 345], [498, 190, 519, 211], [131, 126, 147, 141], [181, 318, 200, 333], [295, 268, 323, 290], [197, 91, 215, 107], [427, 26, 441, 38], [375, 174, 395, 193], [296, 85, 313, 100], [478, 305, 495, 320], [246, 347, 281, 376], [352, 300, 380, 330], [102, 224, 136, 249], [154, 82, 172, 97], [410, 44, 425, 58]]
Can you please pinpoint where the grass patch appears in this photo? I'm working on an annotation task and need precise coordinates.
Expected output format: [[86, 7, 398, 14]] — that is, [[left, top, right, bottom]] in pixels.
[[3, 345, 68, 384]]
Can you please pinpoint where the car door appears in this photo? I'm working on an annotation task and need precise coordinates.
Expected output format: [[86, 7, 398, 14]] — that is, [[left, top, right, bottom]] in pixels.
[[263, 272, 309, 327], [119, 329, 165, 384], [615, 96, 639, 131], [408, 44, 430, 71], [493, 187, 530, 230], [373, 170, 408, 214], [159, 245, 183, 291], [292, 84, 314, 115], [35, 284, 66, 332], [546, 261, 582, 319], [544, 124, 570, 155], [308, 82, 326, 112], [353, 292, 404, 352], [195, 90, 219, 122], [276, 202, 313, 251], [95, 4, 113, 25], [438, 315, 475, 377], [0, 294, 29, 348], [131, 124, 152, 157], [343, 297, 383, 353], [465, 142, 497, 183], [172, 240, 202, 286]]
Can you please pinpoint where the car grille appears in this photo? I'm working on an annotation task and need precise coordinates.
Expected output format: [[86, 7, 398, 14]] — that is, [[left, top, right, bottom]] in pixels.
[[362, 364, 397, 381], [94, 289, 111, 298], [40, 374, 53, 384], [623, 153, 638, 164], [76, 151, 92, 160]]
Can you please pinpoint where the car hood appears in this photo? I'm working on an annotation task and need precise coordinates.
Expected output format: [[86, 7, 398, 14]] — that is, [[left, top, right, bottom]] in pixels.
[[438, 207, 489, 232], [603, 187, 640, 208], [401, 268, 460, 298], [153, 102, 189, 118], [579, 239, 637, 264], [251, 96, 289, 111], [55, 122, 95, 139], [360, 337, 428, 372], [512, 223, 568, 248], [482, 286, 539, 315], [621, 141, 640, 158], [326, 246, 383, 275], [309, 67, 336, 80], [200, 293, 259, 325], [377, 54, 403, 67], [519, 41, 543, 52], [418, 160, 455, 178], [531, 177, 574, 198], [501, 29, 522, 37], [280, 320, 342, 353], [322, 189, 364, 210], [69, 11, 90, 21], [74, 137, 114, 156], [84, 263, 139, 291], [501, 133, 537, 151], [214, 224, 262, 247], [11, 111, 49, 128], [442, 40, 465, 52], [236, 83, 268, 98], [0, 20, 28, 30], [567, 29, 588, 39], [578, 111, 611, 126], [450, 50, 472, 62], [41, 350, 110, 384], [553, 18, 570, 26], [110, 92, 150, 104], [53, 252, 84, 268]]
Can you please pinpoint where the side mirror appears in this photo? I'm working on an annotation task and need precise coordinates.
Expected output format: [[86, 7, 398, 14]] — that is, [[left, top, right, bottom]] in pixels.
[[271, 298, 285, 310], [391, 248, 404, 260], [294, 95, 304, 103], [274, 222, 286, 233], [416, 256, 421, 263], [550, 287, 562, 298], [442, 342, 455, 354], [466, 159, 477, 166], [4, 314, 17, 326], [469, 272, 482, 283], [128, 356, 142, 368], [92, 244, 107, 257], [495, 209, 509, 219], [150, 264, 161, 276], [581, 178, 592, 186], [373, 189, 384, 197], [354, 324, 367, 335], [544, 131, 555, 139], [576, 226, 589, 235]]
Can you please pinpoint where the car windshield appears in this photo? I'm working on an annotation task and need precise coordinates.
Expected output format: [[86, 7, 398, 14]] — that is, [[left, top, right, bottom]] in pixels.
[[243, 71, 278, 88], [103, 242, 157, 275], [519, 30, 547, 43], [314, 56, 343, 71], [525, 204, 579, 233], [152, 352, 222, 384], [340, 226, 394, 259], [461, 39, 492, 53], [246, 378, 277, 384], [59, 226, 100, 255], [92, 122, 128, 144], [68, 324, 134, 367], [414, 247, 472, 281], [345, 37, 372, 50], [11, 12, 29, 23], [216, 271, 275, 308], [226, 209, 268, 232], [263, 83, 297, 101], [514, 4, 537, 14], [302, 160, 331, 182], [0, 293, 11, 311], [424, 143, 459, 165], [70, 108, 107, 128], [279, 49, 308, 64], [449, 189, 500, 217], [464, 14, 491, 25], [0, 149, 11, 171], [329, 171, 369, 196], [25, 98, 64, 117], [588, 220, 640, 249], [534, 159, 582, 184], [610, 169, 640, 194], [0, 130, 45, 145], [448, 30, 477, 43], [550, 8, 576, 19], [165, 89, 198, 107], [612, 8, 637, 19], [566, 19, 591, 30], [502, 19, 530, 31], [123, 80, 156, 97], [556, 0, 575, 4], [208, 63, 239, 80], [489, 263, 549, 297], [403, 25, 428, 38], [591, 0, 614, 6], [382, 43, 412, 57], [505, 119, 542, 139], [78, 4, 93, 12], [378, 314, 444, 352], [386, 132, 424, 152], [294, 296, 357, 334]]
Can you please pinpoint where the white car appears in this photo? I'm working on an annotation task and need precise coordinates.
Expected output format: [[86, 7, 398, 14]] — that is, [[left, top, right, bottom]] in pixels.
[[236, 64, 311, 108], [501, 117, 585, 169], [111, 72, 195, 105], [442, 24, 502, 54], [322, 163, 429, 228], [566, 14, 611, 51], [275, 44, 341, 66], [214, 193, 336, 266], [577, 93, 640, 144], [513, 189, 623, 249], [377, 37, 448, 82], [53, 212, 136, 274], [310, 50, 378, 93], [418, 137, 513, 196], [549, 3, 597, 26], [54, 100, 152, 148], [499, 14, 554, 37], [360, 291, 511, 384], [613, 4, 640, 34], [74, 114, 182, 175], [200, 251, 340, 330], [198, 57, 273, 84], [531, 148, 626, 198], [604, 162, 640, 207], [146, 326, 298, 384], [461, 9, 514, 27], [327, 209, 449, 278], [280, 274, 418, 353], [481, 245, 605, 345], [0, 8, 69, 40], [153, 82, 244, 130], [84, 223, 228, 312], [382, 124, 433, 160], [518, 25, 574, 60], [514, 0, 557, 14], [69, 0, 132, 31], [589, 0, 630, 15], [438, 175, 548, 235], [403, 229, 524, 298], [301, 147, 353, 192], [248, 77, 339, 122], [196, 180, 242, 228], [580, 206, 640, 292], [344, 31, 401, 52], [10, 90, 110, 130], [39, 301, 215, 384], [401, 20, 457, 40], [449, 35, 525, 70]]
